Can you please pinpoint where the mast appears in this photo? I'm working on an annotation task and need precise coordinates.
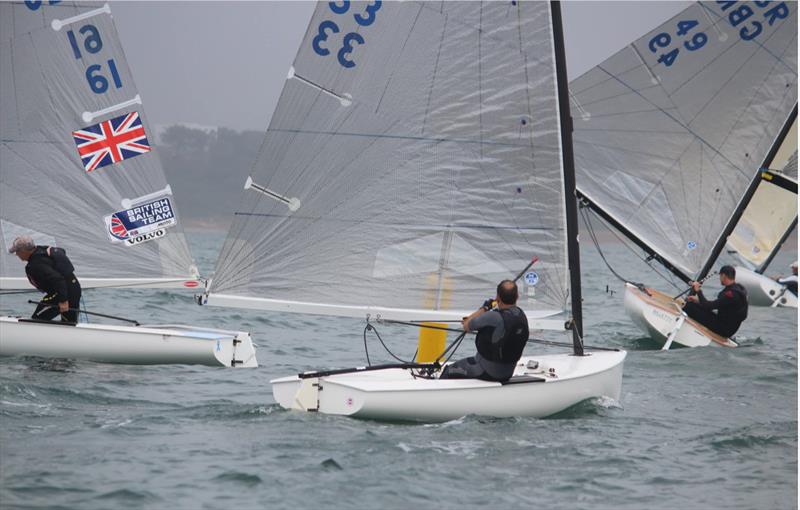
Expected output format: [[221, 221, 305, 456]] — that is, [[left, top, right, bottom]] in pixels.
[[698, 104, 799, 281], [551, 1, 583, 356]]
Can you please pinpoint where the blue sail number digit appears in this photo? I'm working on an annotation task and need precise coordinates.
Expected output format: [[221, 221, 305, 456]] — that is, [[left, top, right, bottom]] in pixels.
[[312, 20, 340, 56], [354, 0, 381, 26], [683, 32, 708, 51], [86, 59, 122, 94], [337, 32, 364, 68], [67, 24, 103, 59], [25, 0, 60, 11], [329, 1, 350, 14]]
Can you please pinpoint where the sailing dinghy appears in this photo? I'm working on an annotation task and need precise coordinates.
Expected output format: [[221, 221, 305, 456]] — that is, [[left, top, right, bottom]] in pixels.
[[0, 2, 256, 367], [727, 147, 797, 308], [571, 1, 797, 348], [202, 0, 626, 421]]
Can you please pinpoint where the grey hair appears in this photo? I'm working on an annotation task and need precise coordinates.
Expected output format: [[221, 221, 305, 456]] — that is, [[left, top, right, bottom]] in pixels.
[[9, 235, 36, 254]]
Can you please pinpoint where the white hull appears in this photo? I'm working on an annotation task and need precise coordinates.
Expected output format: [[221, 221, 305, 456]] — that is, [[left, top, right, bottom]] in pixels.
[[623, 284, 737, 349], [0, 317, 257, 367], [735, 266, 797, 308], [271, 351, 626, 422]]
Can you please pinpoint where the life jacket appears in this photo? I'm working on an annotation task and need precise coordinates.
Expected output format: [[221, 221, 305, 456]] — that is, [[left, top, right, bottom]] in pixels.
[[26, 246, 75, 290], [475, 306, 529, 364]]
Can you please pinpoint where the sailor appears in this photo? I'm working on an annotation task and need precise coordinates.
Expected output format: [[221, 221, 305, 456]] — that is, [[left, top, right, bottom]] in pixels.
[[683, 265, 748, 338], [773, 261, 798, 296], [8, 235, 82, 323], [440, 279, 529, 382]]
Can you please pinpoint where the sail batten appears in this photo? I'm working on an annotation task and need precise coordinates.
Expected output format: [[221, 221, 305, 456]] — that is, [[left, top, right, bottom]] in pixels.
[[210, 1, 573, 320], [572, 1, 797, 282]]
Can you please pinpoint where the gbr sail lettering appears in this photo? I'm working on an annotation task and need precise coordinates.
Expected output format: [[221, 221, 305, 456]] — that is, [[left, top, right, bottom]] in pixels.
[[649, 1, 790, 68], [312, 1, 381, 68]]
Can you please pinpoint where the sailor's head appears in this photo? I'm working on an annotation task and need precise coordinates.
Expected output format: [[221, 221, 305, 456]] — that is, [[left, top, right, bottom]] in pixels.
[[719, 265, 736, 286], [792, 261, 798, 275], [8, 235, 35, 261], [496, 279, 519, 307]]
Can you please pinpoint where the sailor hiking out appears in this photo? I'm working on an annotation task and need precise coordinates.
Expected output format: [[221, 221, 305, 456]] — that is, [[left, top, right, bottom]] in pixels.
[[440, 280, 529, 382], [683, 265, 748, 338], [9, 235, 82, 323]]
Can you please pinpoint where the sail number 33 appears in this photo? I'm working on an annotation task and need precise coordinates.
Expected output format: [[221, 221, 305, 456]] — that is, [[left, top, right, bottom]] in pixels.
[[312, 1, 381, 69]]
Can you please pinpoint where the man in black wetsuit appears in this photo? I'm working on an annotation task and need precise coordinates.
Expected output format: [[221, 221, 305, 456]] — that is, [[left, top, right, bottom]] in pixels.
[[774, 261, 798, 297], [683, 265, 748, 338], [439, 279, 529, 382], [9, 235, 81, 323]]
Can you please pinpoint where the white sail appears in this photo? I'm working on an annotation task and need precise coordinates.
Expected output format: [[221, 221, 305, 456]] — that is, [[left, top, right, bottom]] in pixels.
[[208, 1, 573, 324], [571, 1, 797, 281], [0, 1, 198, 290]]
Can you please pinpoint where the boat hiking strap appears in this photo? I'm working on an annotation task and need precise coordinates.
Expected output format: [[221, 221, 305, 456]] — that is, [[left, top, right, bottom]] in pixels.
[[579, 202, 681, 293], [527, 337, 620, 352], [297, 362, 440, 379], [27, 300, 140, 325], [18, 318, 77, 327]]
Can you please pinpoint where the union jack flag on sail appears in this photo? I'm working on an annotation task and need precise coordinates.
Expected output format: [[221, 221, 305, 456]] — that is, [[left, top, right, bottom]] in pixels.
[[72, 111, 151, 172]]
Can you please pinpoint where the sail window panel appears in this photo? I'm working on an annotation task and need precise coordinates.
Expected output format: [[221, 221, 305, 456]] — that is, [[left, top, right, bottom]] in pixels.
[[728, 177, 798, 270], [780, 151, 798, 180], [770, 120, 797, 175]]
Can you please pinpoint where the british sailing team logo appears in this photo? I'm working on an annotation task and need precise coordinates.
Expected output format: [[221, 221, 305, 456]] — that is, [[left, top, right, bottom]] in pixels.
[[72, 111, 151, 172], [104, 196, 177, 247]]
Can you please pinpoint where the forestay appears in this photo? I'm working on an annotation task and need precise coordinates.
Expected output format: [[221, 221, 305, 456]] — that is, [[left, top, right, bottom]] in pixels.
[[0, 1, 197, 290], [571, 1, 797, 282], [209, 1, 572, 324]]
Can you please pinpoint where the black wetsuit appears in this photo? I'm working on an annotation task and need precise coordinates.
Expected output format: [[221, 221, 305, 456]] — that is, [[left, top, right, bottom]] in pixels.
[[683, 283, 748, 338], [26, 246, 81, 323]]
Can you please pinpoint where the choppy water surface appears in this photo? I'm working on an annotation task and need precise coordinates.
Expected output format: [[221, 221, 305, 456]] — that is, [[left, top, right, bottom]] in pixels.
[[1, 232, 796, 510]]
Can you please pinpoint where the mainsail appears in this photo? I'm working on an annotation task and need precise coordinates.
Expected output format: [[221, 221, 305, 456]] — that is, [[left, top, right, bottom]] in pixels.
[[208, 1, 577, 327], [570, 1, 797, 282], [0, 1, 198, 289]]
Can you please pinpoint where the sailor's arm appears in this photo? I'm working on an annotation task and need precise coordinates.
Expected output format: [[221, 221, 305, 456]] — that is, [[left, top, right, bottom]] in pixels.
[[462, 299, 494, 331], [28, 264, 68, 303]]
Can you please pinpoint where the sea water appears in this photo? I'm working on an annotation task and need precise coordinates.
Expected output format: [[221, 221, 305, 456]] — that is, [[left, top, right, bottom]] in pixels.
[[0, 232, 796, 510]]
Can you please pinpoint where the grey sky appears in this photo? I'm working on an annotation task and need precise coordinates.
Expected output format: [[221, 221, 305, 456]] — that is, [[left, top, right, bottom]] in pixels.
[[112, 1, 691, 132]]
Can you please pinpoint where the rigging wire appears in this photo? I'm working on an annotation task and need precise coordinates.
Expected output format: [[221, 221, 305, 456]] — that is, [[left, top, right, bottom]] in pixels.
[[362, 320, 469, 372], [580, 203, 682, 291]]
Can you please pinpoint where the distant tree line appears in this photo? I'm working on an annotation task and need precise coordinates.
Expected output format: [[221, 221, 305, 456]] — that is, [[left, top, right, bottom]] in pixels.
[[157, 125, 263, 231]]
